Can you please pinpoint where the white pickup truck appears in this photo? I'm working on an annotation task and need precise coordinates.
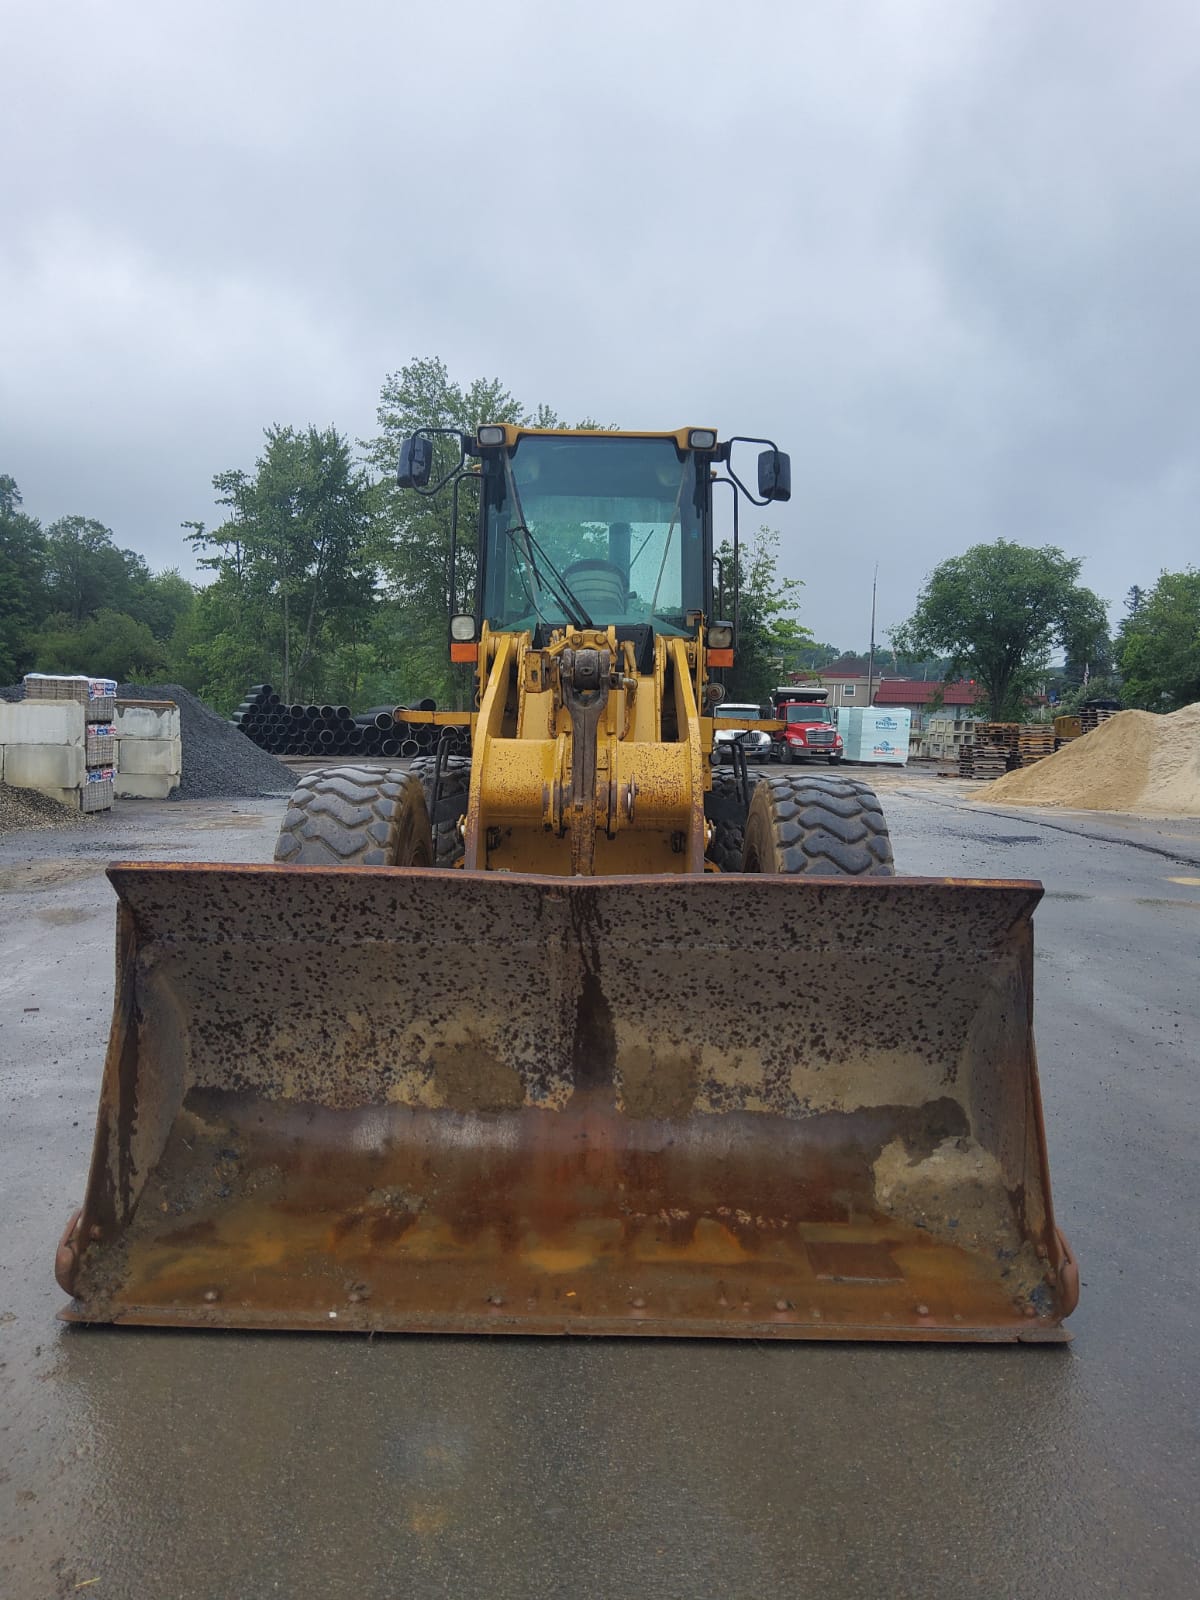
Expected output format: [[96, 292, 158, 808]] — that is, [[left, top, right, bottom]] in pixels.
[[711, 702, 774, 762]]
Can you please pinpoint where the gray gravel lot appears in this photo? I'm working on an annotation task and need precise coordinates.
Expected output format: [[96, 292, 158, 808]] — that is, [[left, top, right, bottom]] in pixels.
[[1, 777, 1198, 1600]]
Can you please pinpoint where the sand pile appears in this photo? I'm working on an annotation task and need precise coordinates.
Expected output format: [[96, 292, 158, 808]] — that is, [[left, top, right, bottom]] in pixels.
[[979, 705, 1200, 816]]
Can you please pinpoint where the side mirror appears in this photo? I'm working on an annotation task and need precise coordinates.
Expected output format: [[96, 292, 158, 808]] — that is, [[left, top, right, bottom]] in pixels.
[[757, 449, 791, 503], [397, 435, 434, 490]]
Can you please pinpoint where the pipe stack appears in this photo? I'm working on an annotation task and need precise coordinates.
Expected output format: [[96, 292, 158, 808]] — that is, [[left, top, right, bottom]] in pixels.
[[231, 685, 469, 759]]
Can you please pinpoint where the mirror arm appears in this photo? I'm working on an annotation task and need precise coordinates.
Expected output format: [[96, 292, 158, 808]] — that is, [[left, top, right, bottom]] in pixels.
[[409, 428, 472, 498], [721, 434, 778, 507]]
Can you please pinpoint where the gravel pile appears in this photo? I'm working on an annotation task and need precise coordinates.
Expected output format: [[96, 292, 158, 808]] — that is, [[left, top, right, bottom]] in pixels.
[[0, 782, 88, 835], [118, 683, 294, 799]]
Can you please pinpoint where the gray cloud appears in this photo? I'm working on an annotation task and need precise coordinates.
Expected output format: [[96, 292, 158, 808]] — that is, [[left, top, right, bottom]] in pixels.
[[3, 0, 1197, 647]]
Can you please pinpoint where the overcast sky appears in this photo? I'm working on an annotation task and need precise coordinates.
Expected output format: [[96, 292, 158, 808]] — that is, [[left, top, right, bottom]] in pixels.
[[3, 0, 1197, 648]]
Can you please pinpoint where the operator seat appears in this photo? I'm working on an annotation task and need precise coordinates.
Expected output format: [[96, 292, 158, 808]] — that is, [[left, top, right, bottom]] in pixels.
[[562, 558, 628, 617]]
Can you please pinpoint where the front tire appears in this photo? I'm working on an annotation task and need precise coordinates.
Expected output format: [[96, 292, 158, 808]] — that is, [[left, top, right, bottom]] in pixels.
[[274, 766, 433, 866], [705, 768, 762, 872], [741, 772, 894, 876], [409, 754, 471, 867]]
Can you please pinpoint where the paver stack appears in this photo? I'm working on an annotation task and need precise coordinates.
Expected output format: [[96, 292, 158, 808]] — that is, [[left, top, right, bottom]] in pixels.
[[0, 675, 118, 810]]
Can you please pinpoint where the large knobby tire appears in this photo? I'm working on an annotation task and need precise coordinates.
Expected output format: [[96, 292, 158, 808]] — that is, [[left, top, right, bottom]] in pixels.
[[408, 754, 471, 868], [274, 766, 433, 866], [706, 768, 762, 872], [741, 772, 894, 876]]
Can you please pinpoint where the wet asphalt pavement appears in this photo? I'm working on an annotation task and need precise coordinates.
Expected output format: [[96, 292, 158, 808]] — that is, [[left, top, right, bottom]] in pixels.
[[1, 780, 1198, 1599]]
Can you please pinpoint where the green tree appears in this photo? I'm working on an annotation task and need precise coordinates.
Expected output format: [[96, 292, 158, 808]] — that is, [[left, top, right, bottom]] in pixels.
[[715, 526, 812, 702], [32, 609, 169, 680], [127, 567, 196, 644], [361, 357, 607, 706], [0, 476, 47, 681], [791, 641, 843, 671], [891, 540, 1107, 722], [363, 358, 530, 706], [1117, 569, 1200, 711], [43, 516, 144, 623], [1056, 673, 1124, 714], [188, 426, 375, 708]]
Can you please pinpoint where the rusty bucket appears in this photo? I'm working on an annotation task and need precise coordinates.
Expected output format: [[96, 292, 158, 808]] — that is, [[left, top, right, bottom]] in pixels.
[[56, 865, 1077, 1340]]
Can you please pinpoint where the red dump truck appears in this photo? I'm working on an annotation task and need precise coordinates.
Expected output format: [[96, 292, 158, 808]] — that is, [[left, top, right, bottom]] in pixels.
[[769, 685, 843, 764]]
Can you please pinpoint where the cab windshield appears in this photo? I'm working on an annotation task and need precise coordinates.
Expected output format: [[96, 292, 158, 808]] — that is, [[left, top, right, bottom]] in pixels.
[[482, 435, 707, 634], [785, 704, 833, 724]]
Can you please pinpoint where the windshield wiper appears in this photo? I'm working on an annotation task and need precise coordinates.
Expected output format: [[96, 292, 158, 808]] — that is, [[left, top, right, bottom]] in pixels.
[[500, 451, 594, 628], [505, 522, 595, 630]]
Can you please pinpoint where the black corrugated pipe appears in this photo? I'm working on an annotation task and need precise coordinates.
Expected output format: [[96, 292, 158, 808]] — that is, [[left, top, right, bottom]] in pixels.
[[400, 738, 419, 758]]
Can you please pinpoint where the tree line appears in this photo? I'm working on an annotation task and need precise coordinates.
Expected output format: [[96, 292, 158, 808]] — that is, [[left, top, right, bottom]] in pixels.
[[3, 360, 1197, 719], [0, 358, 809, 711]]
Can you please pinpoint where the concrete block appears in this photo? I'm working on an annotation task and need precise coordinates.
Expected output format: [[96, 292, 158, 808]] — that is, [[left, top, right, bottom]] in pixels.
[[114, 771, 179, 799], [116, 736, 182, 776], [115, 702, 180, 741], [3, 743, 85, 792], [0, 700, 85, 745]]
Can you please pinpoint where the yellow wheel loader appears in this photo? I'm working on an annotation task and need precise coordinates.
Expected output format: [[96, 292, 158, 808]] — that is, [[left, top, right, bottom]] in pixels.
[[56, 426, 1078, 1340]]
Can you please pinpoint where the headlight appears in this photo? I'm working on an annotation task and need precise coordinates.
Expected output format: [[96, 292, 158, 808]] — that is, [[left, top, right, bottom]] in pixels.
[[450, 614, 477, 642], [707, 622, 734, 649], [688, 428, 717, 450], [477, 425, 506, 447]]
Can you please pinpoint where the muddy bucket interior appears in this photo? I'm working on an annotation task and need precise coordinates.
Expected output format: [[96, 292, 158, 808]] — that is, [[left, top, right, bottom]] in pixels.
[[57, 865, 1077, 1340]]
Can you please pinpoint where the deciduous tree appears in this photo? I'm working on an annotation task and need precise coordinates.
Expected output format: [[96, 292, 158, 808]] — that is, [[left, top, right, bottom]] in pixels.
[[0, 476, 47, 680], [1117, 569, 1200, 711], [715, 526, 812, 702], [188, 426, 374, 707], [891, 541, 1107, 722]]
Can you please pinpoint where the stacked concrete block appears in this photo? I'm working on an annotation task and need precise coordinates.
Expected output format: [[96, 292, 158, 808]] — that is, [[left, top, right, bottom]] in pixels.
[[0, 698, 87, 806], [114, 700, 182, 798], [2, 675, 120, 810]]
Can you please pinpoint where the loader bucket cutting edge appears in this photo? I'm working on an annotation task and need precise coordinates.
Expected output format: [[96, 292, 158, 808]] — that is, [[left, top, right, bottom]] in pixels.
[[56, 864, 1076, 1341]]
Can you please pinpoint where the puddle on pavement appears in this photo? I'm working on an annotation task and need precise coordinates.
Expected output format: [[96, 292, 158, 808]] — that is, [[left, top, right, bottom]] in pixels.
[[35, 906, 94, 926], [0, 860, 104, 893]]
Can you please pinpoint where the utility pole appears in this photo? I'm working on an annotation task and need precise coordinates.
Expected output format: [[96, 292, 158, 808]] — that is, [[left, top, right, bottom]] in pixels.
[[865, 563, 878, 706]]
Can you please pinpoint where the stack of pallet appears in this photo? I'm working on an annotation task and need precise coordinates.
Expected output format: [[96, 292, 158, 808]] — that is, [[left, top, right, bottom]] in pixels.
[[958, 740, 1009, 780], [1080, 704, 1118, 734], [1016, 725, 1056, 767], [958, 722, 1015, 779]]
